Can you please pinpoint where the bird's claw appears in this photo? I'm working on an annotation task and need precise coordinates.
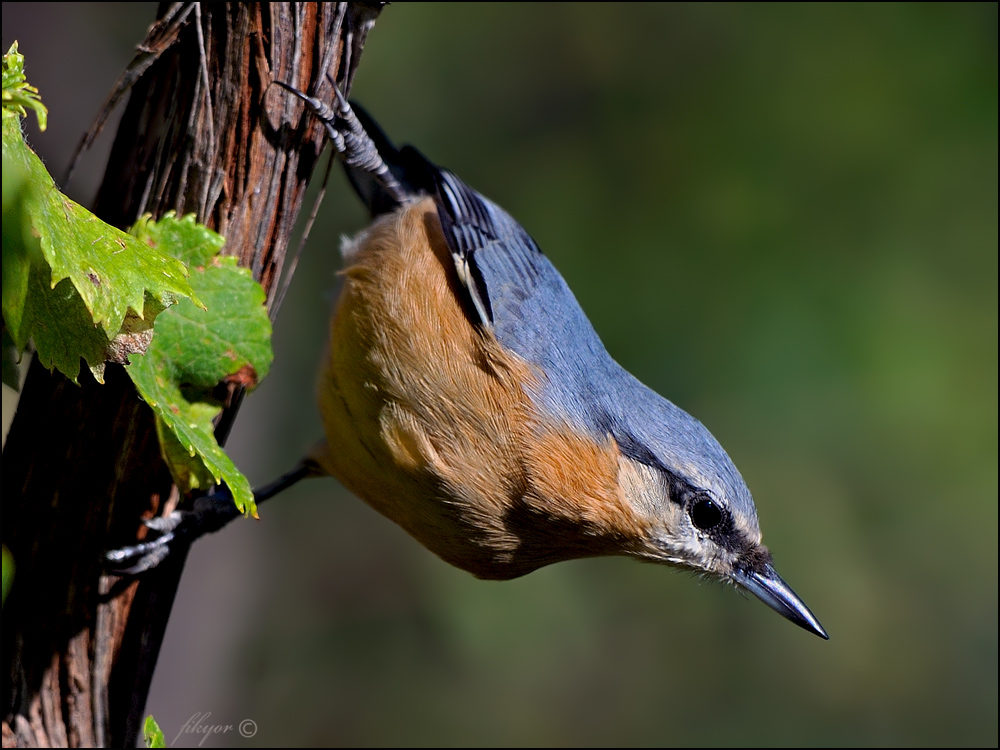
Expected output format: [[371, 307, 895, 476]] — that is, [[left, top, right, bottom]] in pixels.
[[105, 533, 176, 575], [104, 490, 242, 576]]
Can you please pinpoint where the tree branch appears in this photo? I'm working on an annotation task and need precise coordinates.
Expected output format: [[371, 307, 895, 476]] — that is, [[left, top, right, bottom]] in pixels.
[[2, 3, 382, 746]]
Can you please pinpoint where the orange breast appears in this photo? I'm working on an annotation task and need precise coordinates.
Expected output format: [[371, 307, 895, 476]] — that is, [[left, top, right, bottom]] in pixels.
[[313, 199, 646, 579]]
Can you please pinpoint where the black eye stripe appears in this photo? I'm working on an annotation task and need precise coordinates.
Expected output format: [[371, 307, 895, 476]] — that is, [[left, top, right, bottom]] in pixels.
[[608, 425, 670, 474], [687, 494, 755, 555]]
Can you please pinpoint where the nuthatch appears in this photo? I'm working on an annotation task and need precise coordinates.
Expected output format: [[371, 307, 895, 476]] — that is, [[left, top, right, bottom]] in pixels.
[[111, 84, 828, 640]]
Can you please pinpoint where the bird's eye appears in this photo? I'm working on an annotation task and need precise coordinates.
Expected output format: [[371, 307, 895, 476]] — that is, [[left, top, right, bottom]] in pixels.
[[690, 497, 723, 530]]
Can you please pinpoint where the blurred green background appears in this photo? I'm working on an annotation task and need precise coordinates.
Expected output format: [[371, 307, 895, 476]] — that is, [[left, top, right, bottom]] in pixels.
[[3, 3, 996, 746]]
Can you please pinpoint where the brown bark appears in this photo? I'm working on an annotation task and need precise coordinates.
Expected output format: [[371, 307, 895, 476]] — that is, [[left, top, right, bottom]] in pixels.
[[2, 3, 381, 746]]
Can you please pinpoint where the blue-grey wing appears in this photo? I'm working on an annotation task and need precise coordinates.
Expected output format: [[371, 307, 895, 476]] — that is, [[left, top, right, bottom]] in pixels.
[[434, 168, 551, 332], [432, 169, 622, 431]]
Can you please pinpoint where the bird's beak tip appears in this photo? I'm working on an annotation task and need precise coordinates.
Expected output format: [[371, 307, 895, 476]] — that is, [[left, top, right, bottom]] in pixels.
[[734, 563, 829, 640]]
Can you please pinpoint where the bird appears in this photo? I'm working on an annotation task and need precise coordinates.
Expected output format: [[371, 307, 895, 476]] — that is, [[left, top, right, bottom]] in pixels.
[[109, 82, 828, 640]]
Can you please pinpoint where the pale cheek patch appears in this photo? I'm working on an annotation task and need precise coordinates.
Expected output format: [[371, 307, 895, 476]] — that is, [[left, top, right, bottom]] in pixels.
[[615, 456, 746, 576], [616, 457, 669, 521], [731, 512, 763, 548]]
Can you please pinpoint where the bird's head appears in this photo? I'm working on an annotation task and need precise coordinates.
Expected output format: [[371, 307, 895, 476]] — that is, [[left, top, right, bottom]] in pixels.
[[609, 396, 828, 639]]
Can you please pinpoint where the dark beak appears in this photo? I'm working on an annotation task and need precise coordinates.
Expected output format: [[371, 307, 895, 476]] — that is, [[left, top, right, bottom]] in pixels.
[[734, 563, 829, 639]]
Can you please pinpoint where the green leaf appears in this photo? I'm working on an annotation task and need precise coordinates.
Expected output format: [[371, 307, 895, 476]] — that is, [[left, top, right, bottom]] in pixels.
[[2, 153, 27, 390], [1, 47, 269, 517], [142, 715, 166, 749], [2, 42, 47, 131], [2, 75, 197, 382], [131, 211, 225, 268], [126, 215, 273, 517]]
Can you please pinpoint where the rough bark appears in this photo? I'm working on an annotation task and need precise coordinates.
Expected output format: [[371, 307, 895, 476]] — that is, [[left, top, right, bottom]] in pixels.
[[2, 3, 381, 746]]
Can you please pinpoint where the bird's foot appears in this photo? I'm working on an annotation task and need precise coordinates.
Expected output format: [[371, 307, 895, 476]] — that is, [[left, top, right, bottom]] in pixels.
[[104, 489, 241, 575], [271, 79, 406, 203]]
